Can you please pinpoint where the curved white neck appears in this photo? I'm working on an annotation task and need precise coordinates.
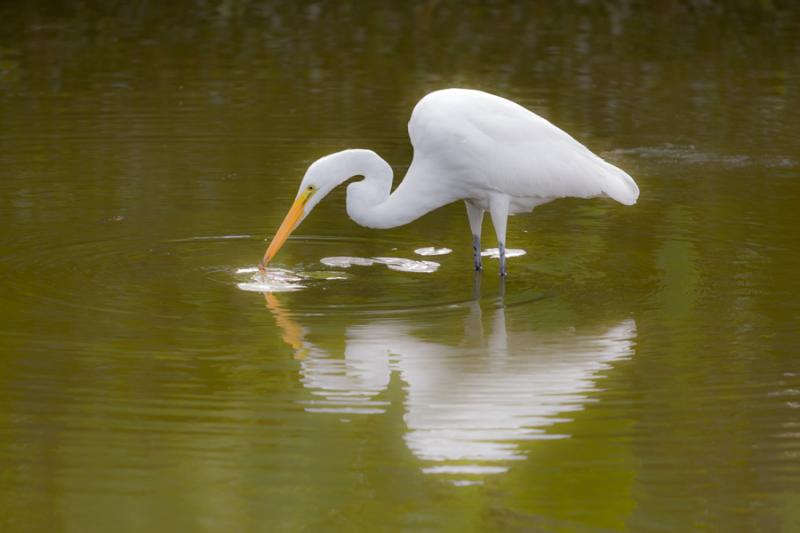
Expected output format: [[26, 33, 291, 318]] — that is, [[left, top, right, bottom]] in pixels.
[[323, 149, 444, 229]]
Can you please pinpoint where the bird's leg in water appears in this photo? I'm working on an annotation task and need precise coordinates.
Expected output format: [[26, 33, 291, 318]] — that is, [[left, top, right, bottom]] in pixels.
[[489, 195, 510, 277], [465, 201, 485, 272], [472, 234, 482, 271]]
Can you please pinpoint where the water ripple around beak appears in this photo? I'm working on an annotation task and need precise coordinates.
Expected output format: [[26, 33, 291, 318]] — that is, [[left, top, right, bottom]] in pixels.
[[235, 267, 348, 292]]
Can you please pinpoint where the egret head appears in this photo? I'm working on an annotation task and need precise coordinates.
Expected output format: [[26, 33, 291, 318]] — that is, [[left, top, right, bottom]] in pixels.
[[259, 157, 341, 268]]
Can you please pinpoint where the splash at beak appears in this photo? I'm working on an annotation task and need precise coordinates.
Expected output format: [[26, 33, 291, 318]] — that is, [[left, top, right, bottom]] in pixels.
[[260, 190, 313, 270]]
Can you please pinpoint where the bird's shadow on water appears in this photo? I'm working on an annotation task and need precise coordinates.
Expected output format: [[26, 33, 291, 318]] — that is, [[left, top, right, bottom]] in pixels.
[[260, 274, 637, 484]]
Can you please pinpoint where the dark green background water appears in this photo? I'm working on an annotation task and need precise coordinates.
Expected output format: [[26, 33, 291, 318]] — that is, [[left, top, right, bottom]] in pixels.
[[1, 1, 799, 531]]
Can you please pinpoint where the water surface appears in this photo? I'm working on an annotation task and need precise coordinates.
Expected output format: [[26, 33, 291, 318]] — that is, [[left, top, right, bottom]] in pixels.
[[1, 2, 799, 531]]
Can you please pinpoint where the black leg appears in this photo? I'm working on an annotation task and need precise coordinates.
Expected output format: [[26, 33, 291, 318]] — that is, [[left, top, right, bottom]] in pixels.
[[498, 242, 507, 277], [472, 234, 482, 272]]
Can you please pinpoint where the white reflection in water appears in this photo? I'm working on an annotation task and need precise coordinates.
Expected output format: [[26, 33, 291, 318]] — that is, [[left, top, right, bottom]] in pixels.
[[481, 248, 527, 258], [319, 256, 377, 268], [238, 248, 442, 293], [414, 247, 453, 256], [236, 267, 347, 292], [373, 257, 440, 273], [237, 267, 305, 292], [264, 292, 636, 483], [321, 256, 440, 273]]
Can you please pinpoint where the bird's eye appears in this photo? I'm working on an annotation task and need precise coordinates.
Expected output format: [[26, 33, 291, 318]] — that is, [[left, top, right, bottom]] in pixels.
[[307, 185, 315, 191]]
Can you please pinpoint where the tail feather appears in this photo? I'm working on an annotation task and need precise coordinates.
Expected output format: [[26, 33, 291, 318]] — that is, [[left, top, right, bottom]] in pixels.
[[601, 163, 639, 206]]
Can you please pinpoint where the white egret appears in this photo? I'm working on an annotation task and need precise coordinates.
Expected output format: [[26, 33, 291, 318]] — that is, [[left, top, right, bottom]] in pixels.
[[261, 88, 639, 275]]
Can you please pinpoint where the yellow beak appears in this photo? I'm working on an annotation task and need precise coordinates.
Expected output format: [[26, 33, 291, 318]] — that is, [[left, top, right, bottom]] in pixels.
[[260, 191, 312, 269]]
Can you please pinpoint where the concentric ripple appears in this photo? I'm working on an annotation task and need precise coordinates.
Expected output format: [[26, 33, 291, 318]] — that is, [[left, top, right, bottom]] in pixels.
[[0, 232, 548, 320], [229, 237, 549, 317]]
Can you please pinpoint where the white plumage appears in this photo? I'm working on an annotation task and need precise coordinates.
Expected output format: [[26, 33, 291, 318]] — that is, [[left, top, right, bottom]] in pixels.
[[261, 88, 639, 275], [407, 89, 639, 207]]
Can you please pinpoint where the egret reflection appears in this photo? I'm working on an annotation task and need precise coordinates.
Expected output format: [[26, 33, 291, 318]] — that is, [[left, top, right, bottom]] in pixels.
[[264, 288, 636, 482]]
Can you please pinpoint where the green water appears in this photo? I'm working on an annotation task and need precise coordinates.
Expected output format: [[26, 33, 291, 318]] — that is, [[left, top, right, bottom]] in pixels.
[[1, 2, 799, 531]]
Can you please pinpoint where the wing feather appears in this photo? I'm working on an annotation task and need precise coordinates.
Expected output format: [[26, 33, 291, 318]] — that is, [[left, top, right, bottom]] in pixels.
[[407, 89, 639, 207]]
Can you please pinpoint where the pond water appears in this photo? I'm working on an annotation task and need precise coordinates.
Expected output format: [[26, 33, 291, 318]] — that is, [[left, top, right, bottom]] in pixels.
[[1, 2, 799, 531]]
